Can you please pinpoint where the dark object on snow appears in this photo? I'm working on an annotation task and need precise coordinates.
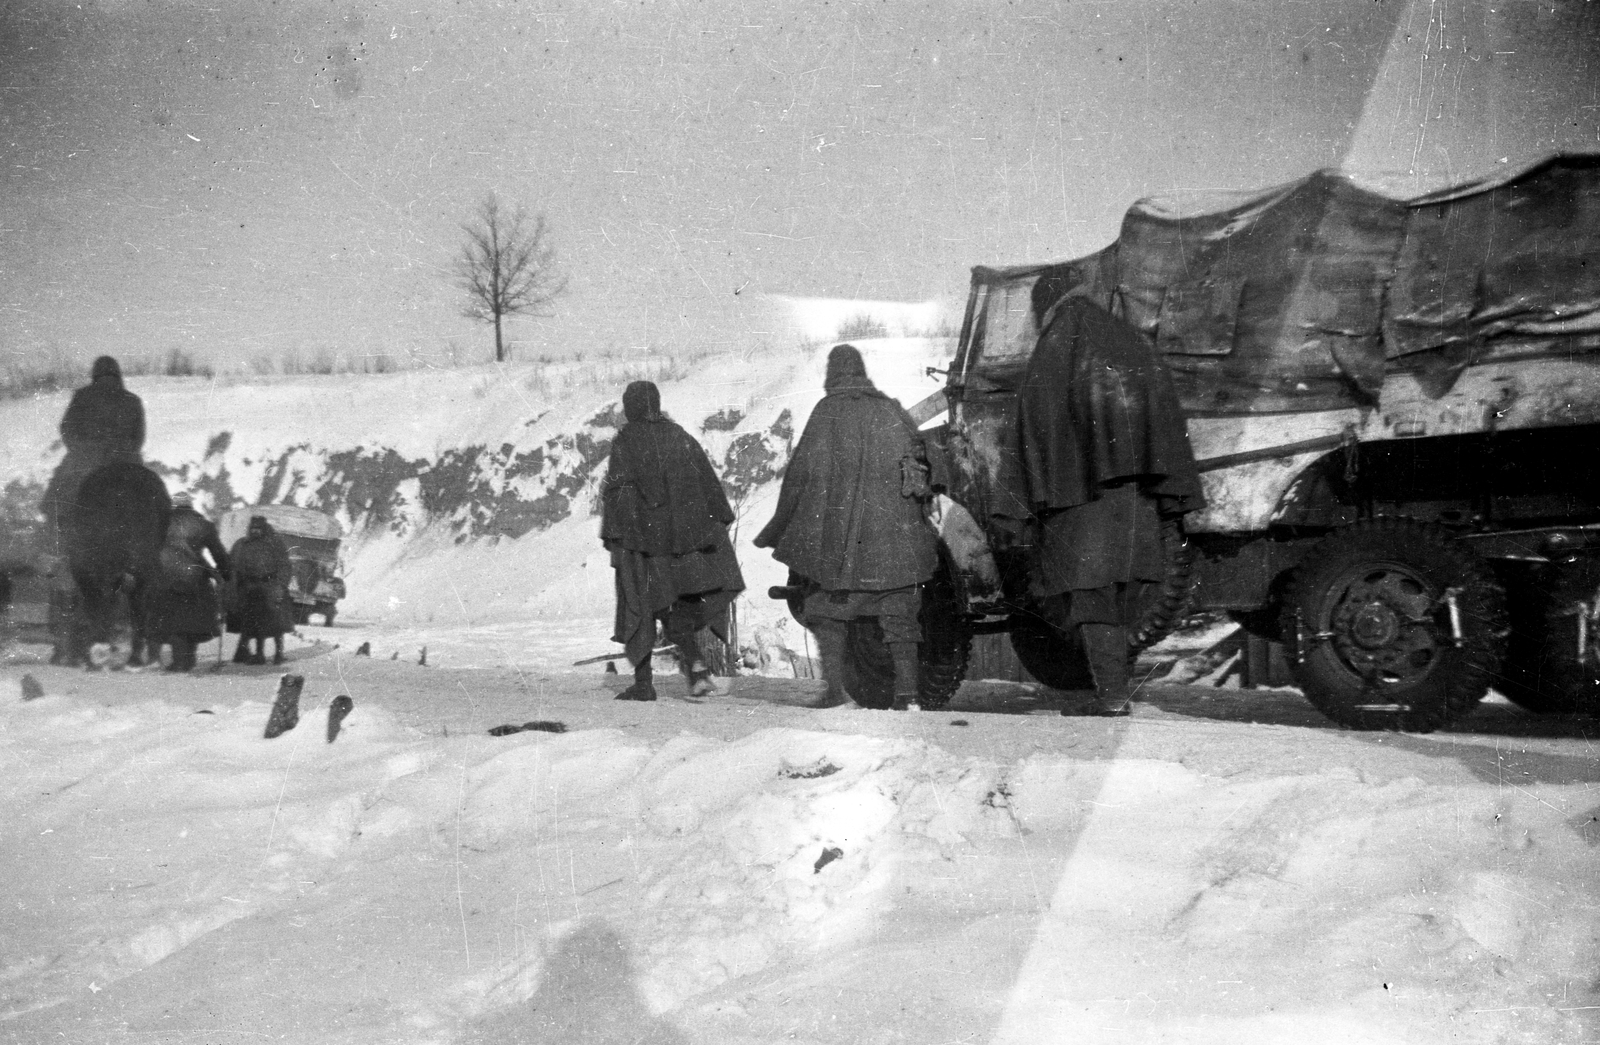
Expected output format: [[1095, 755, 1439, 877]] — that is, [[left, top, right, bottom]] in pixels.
[[355, 641, 370, 657], [604, 660, 617, 674], [264, 673, 304, 739], [813, 846, 844, 873], [194, 708, 214, 715], [487, 720, 569, 736], [326, 694, 354, 743], [20, 674, 44, 701], [390, 651, 398, 660], [779, 757, 841, 780], [418, 646, 427, 666], [949, 719, 970, 727]]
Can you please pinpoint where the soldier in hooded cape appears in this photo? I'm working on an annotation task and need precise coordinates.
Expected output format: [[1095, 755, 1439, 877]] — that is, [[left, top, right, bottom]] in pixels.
[[41, 355, 146, 553], [601, 381, 744, 701], [227, 515, 294, 665], [145, 492, 230, 671], [1015, 295, 1206, 715], [754, 343, 942, 708]]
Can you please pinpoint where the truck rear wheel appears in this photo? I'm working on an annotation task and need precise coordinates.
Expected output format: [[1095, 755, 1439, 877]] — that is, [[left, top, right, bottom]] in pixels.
[[1007, 516, 1193, 690], [1497, 554, 1600, 715], [1009, 611, 1095, 690], [840, 620, 896, 710], [1283, 518, 1506, 732], [787, 566, 972, 710]]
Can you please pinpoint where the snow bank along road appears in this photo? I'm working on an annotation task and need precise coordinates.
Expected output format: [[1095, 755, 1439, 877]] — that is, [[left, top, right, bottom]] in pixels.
[[1, 651, 1597, 1045]]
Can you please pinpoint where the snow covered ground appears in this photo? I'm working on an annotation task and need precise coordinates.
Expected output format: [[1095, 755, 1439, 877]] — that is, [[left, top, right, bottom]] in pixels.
[[1, 642, 1597, 1044]]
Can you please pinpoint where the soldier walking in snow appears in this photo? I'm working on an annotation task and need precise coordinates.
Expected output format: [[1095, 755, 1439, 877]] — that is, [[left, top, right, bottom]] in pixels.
[[754, 344, 943, 710], [227, 515, 293, 666], [1014, 296, 1205, 716], [601, 380, 745, 701], [146, 492, 230, 672]]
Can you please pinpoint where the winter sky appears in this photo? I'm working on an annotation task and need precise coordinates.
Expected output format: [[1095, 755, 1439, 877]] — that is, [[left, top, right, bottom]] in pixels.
[[1, 0, 1596, 371]]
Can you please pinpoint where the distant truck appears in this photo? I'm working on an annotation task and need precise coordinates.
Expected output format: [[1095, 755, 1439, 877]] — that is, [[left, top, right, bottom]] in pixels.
[[919, 154, 1600, 731], [219, 505, 346, 627]]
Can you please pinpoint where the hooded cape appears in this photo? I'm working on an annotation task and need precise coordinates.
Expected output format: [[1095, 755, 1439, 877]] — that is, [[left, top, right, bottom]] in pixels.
[[147, 506, 230, 639], [43, 364, 147, 541], [600, 393, 736, 556], [1015, 298, 1205, 599], [753, 346, 939, 591], [1016, 297, 1205, 515], [601, 382, 744, 665]]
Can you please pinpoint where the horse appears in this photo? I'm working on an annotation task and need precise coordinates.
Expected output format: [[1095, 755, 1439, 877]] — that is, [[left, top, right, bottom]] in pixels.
[[59, 462, 170, 668]]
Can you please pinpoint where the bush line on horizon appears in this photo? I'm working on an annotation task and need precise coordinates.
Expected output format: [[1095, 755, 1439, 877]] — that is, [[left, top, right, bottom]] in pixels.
[[1, 318, 957, 401]]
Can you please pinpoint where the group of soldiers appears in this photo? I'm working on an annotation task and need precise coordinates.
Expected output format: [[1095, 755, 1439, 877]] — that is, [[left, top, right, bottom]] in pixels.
[[602, 304, 1204, 715], [42, 355, 299, 671], [152, 504, 297, 670], [600, 345, 946, 709], [46, 302, 1203, 705]]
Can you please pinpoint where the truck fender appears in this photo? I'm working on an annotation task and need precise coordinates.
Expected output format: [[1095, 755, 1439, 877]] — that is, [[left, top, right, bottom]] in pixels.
[[1269, 451, 1359, 530], [932, 494, 1003, 607]]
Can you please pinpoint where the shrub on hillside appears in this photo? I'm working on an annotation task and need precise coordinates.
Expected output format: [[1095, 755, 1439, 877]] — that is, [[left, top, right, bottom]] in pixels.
[[834, 313, 890, 341], [161, 348, 213, 378]]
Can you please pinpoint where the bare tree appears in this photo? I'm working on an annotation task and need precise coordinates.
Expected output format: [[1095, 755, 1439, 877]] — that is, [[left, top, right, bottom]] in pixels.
[[454, 194, 568, 362]]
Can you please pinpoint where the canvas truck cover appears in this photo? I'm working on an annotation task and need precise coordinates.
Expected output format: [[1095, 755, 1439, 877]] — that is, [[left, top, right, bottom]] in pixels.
[[219, 505, 343, 561], [976, 154, 1600, 416]]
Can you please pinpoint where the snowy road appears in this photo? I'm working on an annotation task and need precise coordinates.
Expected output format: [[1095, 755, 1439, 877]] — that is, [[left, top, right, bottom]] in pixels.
[[2, 640, 1596, 1045]]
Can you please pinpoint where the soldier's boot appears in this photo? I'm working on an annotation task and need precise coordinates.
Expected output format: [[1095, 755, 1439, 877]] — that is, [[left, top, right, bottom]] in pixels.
[[665, 609, 713, 699], [615, 658, 657, 701], [1079, 623, 1133, 717], [889, 641, 921, 711], [811, 619, 851, 708], [166, 639, 192, 673]]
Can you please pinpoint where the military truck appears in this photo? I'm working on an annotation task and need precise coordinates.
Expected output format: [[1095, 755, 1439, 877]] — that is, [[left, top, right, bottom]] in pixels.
[[917, 154, 1600, 731]]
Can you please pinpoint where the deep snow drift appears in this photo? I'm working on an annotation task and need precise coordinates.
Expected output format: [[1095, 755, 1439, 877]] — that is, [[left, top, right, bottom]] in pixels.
[[0, 658, 1595, 1045]]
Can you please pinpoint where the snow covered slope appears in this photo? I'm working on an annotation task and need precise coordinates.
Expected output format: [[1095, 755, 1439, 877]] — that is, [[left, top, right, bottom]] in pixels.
[[0, 339, 952, 654]]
